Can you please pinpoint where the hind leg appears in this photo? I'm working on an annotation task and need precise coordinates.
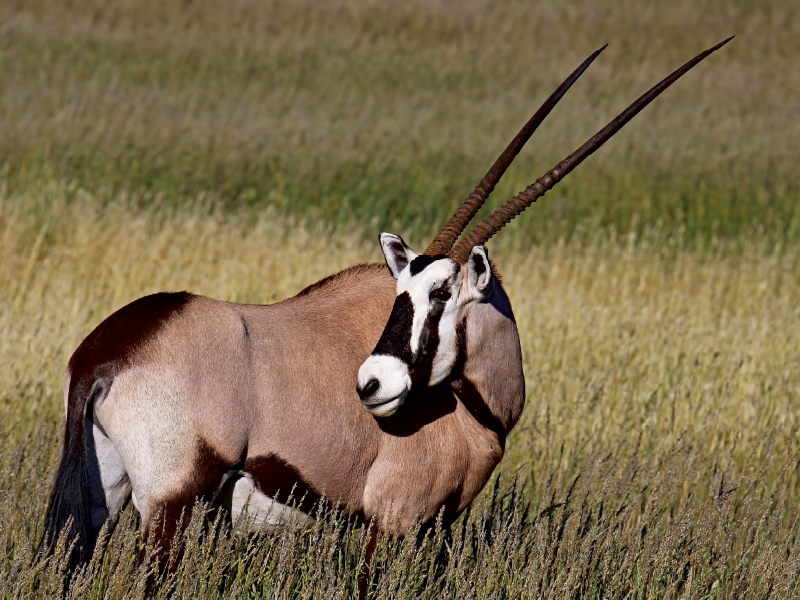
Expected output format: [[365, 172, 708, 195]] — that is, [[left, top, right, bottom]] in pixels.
[[94, 368, 243, 566], [130, 458, 233, 568], [120, 441, 232, 564], [85, 413, 132, 536]]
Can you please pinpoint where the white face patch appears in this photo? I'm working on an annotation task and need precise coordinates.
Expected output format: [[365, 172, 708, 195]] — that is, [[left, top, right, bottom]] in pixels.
[[357, 354, 412, 417], [395, 259, 461, 357], [429, 307, 459, 385], [361, 236, 496, 417]]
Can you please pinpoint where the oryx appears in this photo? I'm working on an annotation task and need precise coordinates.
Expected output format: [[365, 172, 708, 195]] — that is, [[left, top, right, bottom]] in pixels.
[[43, 38, 731, 566]]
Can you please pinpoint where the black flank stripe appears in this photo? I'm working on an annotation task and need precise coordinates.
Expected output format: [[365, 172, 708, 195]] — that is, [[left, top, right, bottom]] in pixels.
[[244, 455, 323, 515]]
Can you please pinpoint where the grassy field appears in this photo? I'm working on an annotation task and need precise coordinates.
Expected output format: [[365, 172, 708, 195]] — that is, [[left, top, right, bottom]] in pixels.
[[1, 0, 800, 597], [2, 194, 799, 597]]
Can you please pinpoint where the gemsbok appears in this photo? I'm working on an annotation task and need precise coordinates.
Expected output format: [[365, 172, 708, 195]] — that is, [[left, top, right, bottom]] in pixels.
[[43, 38, 732, 568]]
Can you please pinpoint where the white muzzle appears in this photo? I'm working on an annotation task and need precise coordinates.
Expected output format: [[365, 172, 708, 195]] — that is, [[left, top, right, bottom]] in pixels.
[[357, 355, 411, 417]]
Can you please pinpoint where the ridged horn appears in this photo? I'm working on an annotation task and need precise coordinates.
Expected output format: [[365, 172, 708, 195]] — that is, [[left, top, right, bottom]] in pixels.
[[448, 36, 734, 263], [423, 45, 607, 256]]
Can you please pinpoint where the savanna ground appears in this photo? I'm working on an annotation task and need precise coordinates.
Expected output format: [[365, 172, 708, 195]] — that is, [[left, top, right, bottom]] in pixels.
[[1, 0, 799, 597]]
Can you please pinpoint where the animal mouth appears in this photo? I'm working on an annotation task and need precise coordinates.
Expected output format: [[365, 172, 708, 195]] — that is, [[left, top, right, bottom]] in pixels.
[[356, 354, 412, 417], [361, 391, 408, 417]]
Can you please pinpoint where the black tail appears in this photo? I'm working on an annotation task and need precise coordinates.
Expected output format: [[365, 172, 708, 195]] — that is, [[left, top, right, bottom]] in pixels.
[[41, 379, 104, 567]]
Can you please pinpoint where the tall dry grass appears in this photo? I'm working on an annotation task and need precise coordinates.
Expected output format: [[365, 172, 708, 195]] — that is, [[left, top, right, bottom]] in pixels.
[[1, 191, 799, 597]]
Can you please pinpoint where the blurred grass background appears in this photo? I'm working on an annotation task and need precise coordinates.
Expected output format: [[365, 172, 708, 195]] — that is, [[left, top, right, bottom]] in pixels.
[[2, 0, 800, 597], [1, 0, 798, 245]]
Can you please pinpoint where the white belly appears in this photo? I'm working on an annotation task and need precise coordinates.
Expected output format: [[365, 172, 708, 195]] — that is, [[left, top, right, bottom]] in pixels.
[[217, 472, 315, 532]]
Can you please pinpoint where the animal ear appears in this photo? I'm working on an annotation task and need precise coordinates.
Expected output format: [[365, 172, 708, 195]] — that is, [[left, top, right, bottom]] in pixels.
[[380, 233, 420, 278], [468, 246, 493, 294]]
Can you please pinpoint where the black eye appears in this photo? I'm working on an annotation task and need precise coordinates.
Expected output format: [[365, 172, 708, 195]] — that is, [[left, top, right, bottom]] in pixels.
[[431, 288, 451, 302]]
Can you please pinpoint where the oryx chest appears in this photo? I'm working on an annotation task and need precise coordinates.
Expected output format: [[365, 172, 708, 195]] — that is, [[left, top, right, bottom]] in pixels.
[[361, 407, 503, 530]]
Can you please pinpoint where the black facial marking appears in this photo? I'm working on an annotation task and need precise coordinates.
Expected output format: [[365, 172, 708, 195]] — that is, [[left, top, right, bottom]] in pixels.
[[414, 291, 446, 385], [370, 285, 447, 386], [409, 254, 446, 276], [372, 292, 414, 364]]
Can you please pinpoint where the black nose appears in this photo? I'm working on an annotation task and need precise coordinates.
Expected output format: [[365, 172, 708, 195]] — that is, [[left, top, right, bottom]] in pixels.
[[357, 378, 380, 401]]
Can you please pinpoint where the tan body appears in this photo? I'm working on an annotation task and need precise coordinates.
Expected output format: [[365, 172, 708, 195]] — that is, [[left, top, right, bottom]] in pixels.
[[64, 263, 523, 548]]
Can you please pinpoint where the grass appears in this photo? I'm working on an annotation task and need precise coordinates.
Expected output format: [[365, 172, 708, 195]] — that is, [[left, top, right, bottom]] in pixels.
[[1, 0, 799, 244], [2, 191, 800, 597], [1, 0, 800, 596]]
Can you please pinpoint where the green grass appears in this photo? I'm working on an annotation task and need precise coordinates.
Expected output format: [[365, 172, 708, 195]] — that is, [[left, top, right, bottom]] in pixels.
[[1, 0, 798, 245]]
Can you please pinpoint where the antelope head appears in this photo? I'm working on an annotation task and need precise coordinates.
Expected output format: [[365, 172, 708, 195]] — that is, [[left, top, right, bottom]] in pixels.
[[357, 37, 733, 417], [357, 236, 494, 417]]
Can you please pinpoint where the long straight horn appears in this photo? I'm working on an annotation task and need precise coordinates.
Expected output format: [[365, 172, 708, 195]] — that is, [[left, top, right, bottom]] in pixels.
[[423, 45, 607, 256], [448, 36, 734, 263]]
